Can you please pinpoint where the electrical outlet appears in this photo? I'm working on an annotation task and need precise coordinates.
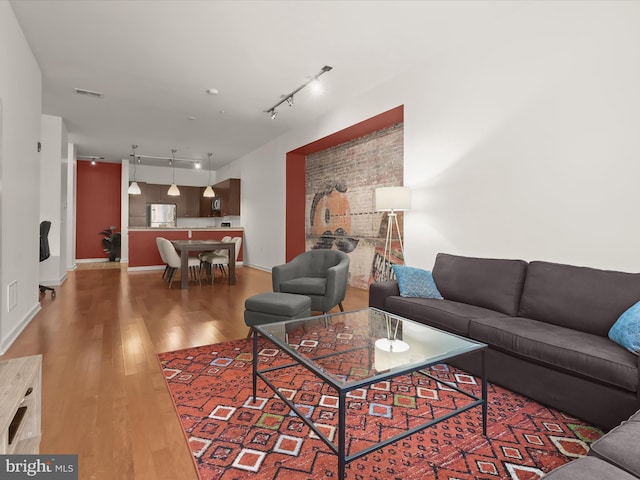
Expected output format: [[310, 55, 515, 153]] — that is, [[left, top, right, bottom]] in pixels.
[[7, 281, 17, 312]]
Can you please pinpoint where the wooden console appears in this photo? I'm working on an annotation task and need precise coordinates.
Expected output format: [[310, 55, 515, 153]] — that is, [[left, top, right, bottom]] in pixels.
[[0, 354, 42, 454]]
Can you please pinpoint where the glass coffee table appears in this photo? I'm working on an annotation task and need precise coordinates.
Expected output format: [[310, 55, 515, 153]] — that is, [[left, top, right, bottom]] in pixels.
[[251, 307, 487, 480]]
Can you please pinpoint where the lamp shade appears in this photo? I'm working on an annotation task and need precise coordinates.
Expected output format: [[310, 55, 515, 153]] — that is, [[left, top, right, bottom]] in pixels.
[[127, 181, 141, 195], [375, 186, 411, 212], [203, 186, 215, 198], [167, 184, 180, 196]]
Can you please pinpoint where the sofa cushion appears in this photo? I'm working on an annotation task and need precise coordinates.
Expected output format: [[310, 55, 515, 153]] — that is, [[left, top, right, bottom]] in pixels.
[[280, 277, 326, 295], [392, 265, 442, 299], [543, 456, 636, 480], [432, 253, 527, 316], [385, 296, 509, 337], [608, 300, 640, 354], [469, 317, 638, 392], [518, 261, 640, 337], [589, 419, 640, 477]]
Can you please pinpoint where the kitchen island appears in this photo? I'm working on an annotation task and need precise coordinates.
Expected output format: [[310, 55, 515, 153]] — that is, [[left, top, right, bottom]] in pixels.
[[128, 227, 243, 269]]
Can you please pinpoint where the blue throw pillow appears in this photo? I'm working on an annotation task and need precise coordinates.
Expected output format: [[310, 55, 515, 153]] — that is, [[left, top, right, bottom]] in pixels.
[[608, 300, 640, 355], [392, 265, 443, 299]]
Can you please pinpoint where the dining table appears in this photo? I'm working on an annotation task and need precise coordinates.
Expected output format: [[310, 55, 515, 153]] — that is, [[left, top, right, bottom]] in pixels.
[[170, 240, 237, 289]]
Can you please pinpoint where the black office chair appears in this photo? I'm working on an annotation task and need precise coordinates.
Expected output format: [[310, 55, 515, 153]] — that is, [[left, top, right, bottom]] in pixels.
[[39, 220, 56, 298]]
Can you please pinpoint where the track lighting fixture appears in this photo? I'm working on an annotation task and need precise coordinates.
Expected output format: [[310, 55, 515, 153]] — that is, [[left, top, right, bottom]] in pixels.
[[264, 65, 332, 119], [130, 151, 204, 168], [203, 153, 215, 198], [127, 144, 141, 195], [167, 149, 180, 196]]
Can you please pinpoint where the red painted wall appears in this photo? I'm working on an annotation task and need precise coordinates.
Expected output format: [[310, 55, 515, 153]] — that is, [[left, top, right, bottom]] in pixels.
[[76, 161, 122, 259], [285, 105, 404, 261]]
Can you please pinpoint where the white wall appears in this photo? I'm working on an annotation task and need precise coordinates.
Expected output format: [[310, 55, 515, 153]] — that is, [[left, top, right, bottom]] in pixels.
[[236, 1, 640, 275], [66, 142, 76, 271], [402, 1, 640, 272], [0, 1, 43, 353], [39, 114, 69, 286]]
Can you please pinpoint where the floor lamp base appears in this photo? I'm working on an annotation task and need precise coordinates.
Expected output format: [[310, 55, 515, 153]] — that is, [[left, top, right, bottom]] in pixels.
[[379, 211, 405, 281]]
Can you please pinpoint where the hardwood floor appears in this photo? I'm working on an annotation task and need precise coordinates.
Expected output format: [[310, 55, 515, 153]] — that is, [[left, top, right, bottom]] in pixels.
[[2, 265, 369, 480]]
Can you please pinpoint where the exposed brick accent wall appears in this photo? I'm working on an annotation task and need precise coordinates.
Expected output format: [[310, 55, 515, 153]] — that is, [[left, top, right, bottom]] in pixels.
[[305, 123, 404, 288]]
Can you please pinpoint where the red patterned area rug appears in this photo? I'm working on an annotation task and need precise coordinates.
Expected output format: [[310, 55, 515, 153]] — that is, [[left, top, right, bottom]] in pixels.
[[158, 338, 603, 480]]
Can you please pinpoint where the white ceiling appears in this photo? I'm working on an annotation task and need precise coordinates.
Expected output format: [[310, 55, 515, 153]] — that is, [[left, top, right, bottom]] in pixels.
[[9, 0, 528, 170]]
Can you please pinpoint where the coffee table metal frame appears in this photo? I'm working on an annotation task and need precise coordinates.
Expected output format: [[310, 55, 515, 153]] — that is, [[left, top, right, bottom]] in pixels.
[[251, 307, 487, 480]]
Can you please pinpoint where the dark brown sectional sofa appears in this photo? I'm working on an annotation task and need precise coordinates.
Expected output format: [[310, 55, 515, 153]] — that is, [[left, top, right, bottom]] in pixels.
[[545, 409, 640, 479], [368, 252, 640, 431]]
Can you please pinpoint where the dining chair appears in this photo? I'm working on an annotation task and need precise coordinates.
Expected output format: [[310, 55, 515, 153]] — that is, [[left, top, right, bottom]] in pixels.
[[199, 236, 231, 279], [201, 236, 242, 284], [157, 237, 201, 288], [156, 237, 169, 280]]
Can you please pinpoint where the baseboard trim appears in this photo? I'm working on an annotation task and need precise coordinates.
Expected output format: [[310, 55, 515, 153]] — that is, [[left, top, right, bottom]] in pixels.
[[244, 263, 271, 273], [0, 302, 41, 355], [127, 265, 165, 272], [39, 271, 68, 287]]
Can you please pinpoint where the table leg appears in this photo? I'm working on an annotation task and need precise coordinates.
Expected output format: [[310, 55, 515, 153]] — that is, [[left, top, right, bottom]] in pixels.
[[180, 248, 189, 289], [252, 330, 258, 401], [482, 349, 487, 437], [338, 391, 346, 480], [228, 243, 237, 285]]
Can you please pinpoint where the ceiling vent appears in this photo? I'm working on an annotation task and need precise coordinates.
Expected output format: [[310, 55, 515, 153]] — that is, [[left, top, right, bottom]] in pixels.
[[73, 88, 104, 98]]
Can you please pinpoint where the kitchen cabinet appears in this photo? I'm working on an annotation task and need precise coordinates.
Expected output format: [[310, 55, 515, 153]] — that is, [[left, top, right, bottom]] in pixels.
[[181, 186, 200, 217], [199, 178, 240, 217], [129, 183, 203, 226]]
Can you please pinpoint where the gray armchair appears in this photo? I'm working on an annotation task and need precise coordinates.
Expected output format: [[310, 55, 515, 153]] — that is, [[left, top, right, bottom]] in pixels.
[[272, 249, 350, 314]]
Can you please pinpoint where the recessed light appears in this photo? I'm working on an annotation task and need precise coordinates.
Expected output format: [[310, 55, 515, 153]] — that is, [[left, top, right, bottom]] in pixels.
[[188, 116, 197, 120], [206, 88, 219, 96]]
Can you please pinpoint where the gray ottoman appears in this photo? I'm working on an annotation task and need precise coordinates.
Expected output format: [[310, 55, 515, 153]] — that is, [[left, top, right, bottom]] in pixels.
[[244, 292, 311, 338]]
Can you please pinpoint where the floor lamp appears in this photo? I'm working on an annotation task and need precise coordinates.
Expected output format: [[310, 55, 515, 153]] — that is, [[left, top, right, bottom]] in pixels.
[[375, 186, 411, 280]]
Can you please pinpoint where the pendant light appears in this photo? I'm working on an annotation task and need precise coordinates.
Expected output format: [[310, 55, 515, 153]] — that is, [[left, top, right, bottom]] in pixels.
[[167, 149, 180, 196], [203, 152, 215, 198], [127, 144, 142, 195]]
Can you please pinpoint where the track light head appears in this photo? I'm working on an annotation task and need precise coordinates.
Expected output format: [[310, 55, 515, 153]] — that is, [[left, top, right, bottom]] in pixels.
[[264, 65, 332, 118]]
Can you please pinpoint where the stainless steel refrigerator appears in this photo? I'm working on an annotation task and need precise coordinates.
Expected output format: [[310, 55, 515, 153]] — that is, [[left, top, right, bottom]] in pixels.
[[147, 203, 177, 227]]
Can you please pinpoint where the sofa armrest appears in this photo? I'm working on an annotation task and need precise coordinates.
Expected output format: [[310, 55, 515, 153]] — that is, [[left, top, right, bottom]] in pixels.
[[369, 281, 400, 311]]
